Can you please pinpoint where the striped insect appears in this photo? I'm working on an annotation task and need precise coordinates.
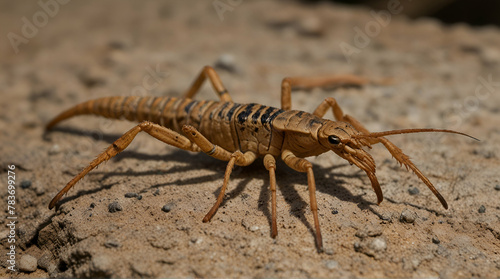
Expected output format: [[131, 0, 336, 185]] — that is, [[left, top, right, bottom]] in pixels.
[[46, 66, 476, 251]]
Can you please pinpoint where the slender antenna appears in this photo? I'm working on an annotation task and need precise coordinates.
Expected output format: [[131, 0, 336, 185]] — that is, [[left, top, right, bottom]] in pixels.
[[354, 128, 479, 141]]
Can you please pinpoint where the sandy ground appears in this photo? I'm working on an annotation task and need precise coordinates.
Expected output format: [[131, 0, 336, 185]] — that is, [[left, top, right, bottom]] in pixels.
[[1, 0, 499, 278]]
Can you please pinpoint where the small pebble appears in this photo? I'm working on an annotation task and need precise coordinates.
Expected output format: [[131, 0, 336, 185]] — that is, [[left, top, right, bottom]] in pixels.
[[214, 54, 238, 73], [380, 212, 393, 222], [331, 209, 338, 215], [494, 184, 500, 191], [249, 225, 259, 232], [19, 255, 37, 273], [354, 237, 387, 258], [104, 240, 121, 248], [324, 260, 339, 270], [478, 205, 486, 213], [324, 248, 334, 255], [355, 224, 383, 238], [137, 195, 142, 200], [0, 229, 10, 240], [400, 209, 417, 223], [48, 144, 60, 155], [90, 203, 96, 208], [408, 187, 420, 195], [124, 192, 138, 198], [153, 189, 160, 196], [162, 204, 172, 213], [371, 237, 387, 251], [108, 202, 122, 213], [190, 237, 203, 244], [432, 236, 440, 244], [20, 180, 32, 189]]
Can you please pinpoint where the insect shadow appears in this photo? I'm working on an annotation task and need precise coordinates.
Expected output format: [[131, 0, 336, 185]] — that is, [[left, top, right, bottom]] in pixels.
[[48, 126, 375, 240], [91, 149, 375, 240]]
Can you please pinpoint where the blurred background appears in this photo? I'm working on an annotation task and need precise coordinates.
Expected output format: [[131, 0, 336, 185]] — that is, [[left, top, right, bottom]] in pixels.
[[303, 0, 500, 26]]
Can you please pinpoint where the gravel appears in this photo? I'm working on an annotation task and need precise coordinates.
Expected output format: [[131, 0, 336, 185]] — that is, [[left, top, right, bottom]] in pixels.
[[19, 255, 37, 273], [124, 192, 138, 198], [432, 236, 441, 244], [400, 209, 417, 223], [108, 202, 123, 213], [161, 204, 173, 213], [408, 187, 420, 195], [20, 180, 32, 189]]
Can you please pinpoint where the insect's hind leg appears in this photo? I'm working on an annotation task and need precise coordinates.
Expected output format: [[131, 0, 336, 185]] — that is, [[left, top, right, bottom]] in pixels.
[[183, 65, 233, 102], [48, 121, 199, 209], [280, 75, 370, 111]]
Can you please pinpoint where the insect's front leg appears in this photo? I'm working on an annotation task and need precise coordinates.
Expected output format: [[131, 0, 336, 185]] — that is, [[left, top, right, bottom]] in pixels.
[[313, 97, 373, 136], [182, 125, 257, 222], [280, 75, 370, 110]]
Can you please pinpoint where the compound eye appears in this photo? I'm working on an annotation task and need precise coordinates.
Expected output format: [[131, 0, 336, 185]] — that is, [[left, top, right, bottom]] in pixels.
[[328, 135, 341, 145]]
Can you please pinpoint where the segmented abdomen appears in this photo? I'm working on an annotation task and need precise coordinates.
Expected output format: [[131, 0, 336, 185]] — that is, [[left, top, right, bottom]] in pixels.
[[47, 96, 286, 155]]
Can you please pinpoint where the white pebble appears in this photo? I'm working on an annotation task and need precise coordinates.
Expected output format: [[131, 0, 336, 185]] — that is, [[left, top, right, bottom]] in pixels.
[[19, 255, 37, 273]]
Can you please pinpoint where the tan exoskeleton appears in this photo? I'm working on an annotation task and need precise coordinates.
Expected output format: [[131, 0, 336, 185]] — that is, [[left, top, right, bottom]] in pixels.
[[46, 66, 476, 251]]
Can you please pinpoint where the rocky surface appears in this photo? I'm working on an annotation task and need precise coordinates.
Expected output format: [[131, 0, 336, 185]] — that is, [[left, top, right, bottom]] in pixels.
[[1, 1, 499, 277]]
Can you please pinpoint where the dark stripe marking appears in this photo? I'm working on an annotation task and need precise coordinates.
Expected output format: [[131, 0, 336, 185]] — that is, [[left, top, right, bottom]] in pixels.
[[259, 107, 275, 125], [183, 100, 197, 114], [226, 103, 241, 121], [268, 109, 285, 125], [217, 102, 230, 119], [237, 103, 256, 124], [307, 118, 323, 128], [251, 105, 265, 124], [197, 100, 210, 119]]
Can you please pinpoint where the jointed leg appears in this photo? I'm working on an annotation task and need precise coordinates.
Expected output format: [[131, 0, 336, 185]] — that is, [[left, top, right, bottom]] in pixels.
[[49, 121, 198, 209], [313, 97, 372, 136], [201, 150, 257, 222], [263, 154, 278, 238], [183, 65, 232, 102], [182, 125, 257, 166], [281, 149, 323, 251], [182, 124, 258, 222], [281, 75, 370, 110]]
